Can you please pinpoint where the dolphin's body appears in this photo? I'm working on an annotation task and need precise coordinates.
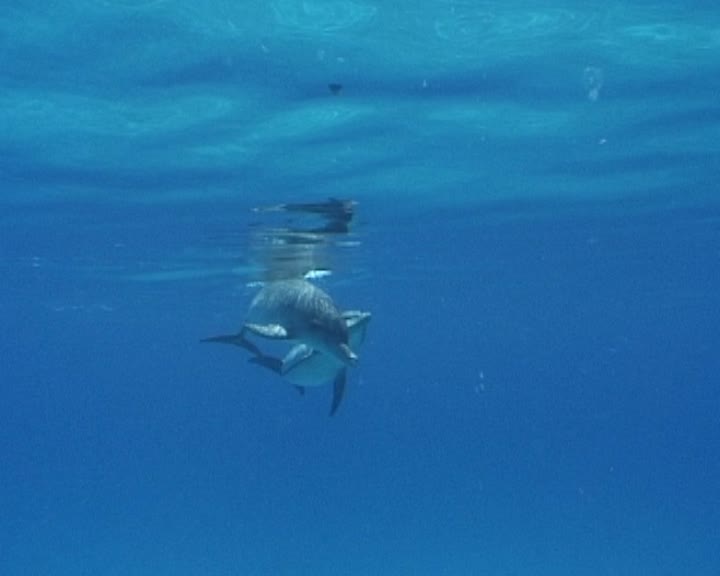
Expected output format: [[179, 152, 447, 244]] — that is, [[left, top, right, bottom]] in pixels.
[[242, 279, 357, 366], [263, 310, 369, 387], [248, 310, 370, 415], [201, 279, 365, 415]]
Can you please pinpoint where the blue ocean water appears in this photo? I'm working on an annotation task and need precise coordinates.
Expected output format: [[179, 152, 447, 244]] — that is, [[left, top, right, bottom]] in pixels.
[[2, 1, 720, 574]]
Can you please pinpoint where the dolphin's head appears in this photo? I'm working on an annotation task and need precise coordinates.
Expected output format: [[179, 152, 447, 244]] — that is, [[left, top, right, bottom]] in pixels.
[[309, 315, 358, 367], [344, 311, 371, 350]]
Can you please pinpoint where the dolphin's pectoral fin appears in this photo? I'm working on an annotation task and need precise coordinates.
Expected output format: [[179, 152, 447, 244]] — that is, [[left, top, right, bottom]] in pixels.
[[248, 354, 283, 375], [294, 385, 306, 396], [339, 343, 359, 365], [329, 368, 347, 416], [201, 329, 264, 357], [244, 323, 289, 340], [281, 344, 315, 376]]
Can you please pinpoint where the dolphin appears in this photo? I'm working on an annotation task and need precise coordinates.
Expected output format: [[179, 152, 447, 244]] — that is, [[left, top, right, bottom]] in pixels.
[[202, 310, 370, 416], [240, 278, 358, 366], [249, 310, 370, 415], [255, 310, 370, 387]]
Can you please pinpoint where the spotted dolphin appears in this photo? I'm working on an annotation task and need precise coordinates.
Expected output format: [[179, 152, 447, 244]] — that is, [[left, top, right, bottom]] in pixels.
[[202, 284, 369, 414], [202, 310, 370, 415]]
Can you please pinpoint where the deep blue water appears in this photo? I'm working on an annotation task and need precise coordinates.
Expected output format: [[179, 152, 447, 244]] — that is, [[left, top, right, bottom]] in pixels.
[[2, 1, 720, 575]]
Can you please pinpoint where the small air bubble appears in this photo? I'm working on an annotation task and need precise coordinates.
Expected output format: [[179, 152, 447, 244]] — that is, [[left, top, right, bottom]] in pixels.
[[583, 66, 604, 101]]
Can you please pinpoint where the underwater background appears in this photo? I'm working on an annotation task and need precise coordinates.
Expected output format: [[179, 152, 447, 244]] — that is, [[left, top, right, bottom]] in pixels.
[[2, 1, 720, 574]]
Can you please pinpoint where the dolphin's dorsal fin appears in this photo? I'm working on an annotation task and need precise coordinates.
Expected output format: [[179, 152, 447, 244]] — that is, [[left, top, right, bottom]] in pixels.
[[244, 323, 289, 339], [329, 369, 347, 416]]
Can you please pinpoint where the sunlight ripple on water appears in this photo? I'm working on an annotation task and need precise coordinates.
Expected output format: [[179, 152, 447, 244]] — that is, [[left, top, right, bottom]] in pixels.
[[271, 0, 377, 34], [433, 8, 596, 45], [99, 0, 168, 8]]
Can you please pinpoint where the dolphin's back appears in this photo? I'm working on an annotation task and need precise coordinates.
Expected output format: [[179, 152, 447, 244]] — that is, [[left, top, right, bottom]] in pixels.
[[248, 279, 348, 341]]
